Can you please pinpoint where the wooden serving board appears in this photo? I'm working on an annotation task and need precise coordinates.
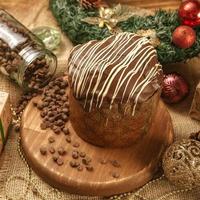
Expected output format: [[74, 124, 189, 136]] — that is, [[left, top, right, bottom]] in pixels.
[[21, 97, 173, 196]]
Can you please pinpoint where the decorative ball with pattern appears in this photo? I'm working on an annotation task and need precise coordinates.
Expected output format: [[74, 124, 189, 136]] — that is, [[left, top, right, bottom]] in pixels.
[[161, 73, 189, 104], [79, 0, 107, 9], [179, 0, 200, 27], [163, 139, 200, 189], [172, 25, 196, 49]]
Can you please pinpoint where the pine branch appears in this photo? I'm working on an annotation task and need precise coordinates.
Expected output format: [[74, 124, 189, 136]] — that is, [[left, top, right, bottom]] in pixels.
[[50, 0, 200, 64]]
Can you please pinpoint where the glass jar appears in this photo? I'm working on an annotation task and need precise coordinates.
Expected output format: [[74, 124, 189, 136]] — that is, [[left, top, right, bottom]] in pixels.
[[0, 9, 57, 91]]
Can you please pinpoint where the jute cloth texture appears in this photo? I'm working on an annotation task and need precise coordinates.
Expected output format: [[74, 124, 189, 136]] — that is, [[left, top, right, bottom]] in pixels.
[[0, 0, 200, 199]]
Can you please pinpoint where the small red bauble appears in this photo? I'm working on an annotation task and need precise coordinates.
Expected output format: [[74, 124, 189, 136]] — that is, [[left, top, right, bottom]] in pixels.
[[161, 73, 189, 104], [172, 25, 196, 48], [179, 0, 200, 27]]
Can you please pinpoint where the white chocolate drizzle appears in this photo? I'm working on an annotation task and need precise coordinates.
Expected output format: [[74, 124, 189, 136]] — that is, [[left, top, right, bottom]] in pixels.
[[68, 32, 162, 116]]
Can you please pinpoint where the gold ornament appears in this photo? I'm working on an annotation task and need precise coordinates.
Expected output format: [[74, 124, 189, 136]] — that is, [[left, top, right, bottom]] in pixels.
[[80, 0, 108, 9], [136, 29, 160, 47], [163, 139, 200, 189], [81, 4, 154, 34]]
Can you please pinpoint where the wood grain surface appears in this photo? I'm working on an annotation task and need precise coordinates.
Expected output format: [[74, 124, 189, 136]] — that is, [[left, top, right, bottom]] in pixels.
[[21, 97, 174, 196]]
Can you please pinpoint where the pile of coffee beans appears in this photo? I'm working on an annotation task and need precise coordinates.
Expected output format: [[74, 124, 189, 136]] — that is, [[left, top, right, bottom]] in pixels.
[[17, 74, 121, 178], [33, 76, 69, 134], [0, 12, 54, 91]]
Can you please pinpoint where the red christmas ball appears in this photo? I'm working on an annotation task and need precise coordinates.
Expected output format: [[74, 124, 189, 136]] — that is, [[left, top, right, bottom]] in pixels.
[[179, 0, 200, 27], [172, 25, 196, 48], [161, 73, 189, 104]]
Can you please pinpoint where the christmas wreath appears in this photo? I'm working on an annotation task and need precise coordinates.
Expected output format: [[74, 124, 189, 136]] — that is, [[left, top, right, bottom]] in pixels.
[[50, 0, 200, 64]]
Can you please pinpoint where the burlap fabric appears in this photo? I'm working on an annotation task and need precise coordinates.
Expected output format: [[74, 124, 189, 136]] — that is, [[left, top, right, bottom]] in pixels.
[[0, 0, 200, 199]]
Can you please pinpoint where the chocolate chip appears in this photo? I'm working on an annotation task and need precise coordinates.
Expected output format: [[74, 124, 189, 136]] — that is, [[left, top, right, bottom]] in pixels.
[[63, 127, 69, 135], [69, 160, 80, 168], [73, 142, 80, 148], [65, 136, 71, 143], [79, 152, 86, 158], [49, 147, 55, 154], [56, 157, 64, 166], [32, 100, 38, 107], [77, 165, 84, 172], [57, 147, 66, 156], [48, 136, 55, 143], [52, 155, 59, 162], [110, 160, 121, 168], [40, 147, 47, 155], [86, 166, 94, 172], [72, 150, 79, 159], [82, 157, 91, 165], [112, 172, 120, 178], [40, 123, 47, 130]]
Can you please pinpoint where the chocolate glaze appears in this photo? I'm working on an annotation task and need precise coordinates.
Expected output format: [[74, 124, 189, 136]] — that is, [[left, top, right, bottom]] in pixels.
[[68, 33, 163, 114]]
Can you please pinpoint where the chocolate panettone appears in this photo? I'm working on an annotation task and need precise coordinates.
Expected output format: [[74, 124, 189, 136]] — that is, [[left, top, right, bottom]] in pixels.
[[68, 32, 163, 147]]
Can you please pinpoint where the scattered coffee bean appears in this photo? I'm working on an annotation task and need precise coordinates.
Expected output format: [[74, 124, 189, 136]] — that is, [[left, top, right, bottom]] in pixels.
[[57, 147, 66, 156], [56, 157, 64, 166], [79, 152, 86, 158], [73, 142, 80, 148], [77, 165, 84, 172], [69, 160, 80, 168], [52, 155, 59, 162], [63, 127, 69, 135], [40, 123, 47, 130], [110, 160, 121, 168], [72, 150, 79, 159], [32, 100, 38, 107], [82, 156, 91, 165], [49, 147, 55, 154], [86, 166, 94, 172], [112, 172, 120, 179], [40, 147, 47, 155], [65, 136, 71, 143], [48, 136, 55, 143]]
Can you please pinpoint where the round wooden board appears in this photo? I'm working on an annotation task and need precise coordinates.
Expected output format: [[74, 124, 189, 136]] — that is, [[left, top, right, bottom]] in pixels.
[[21, 98, 173, 196]]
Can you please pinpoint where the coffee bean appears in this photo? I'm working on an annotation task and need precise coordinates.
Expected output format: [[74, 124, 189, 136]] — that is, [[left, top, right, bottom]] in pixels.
[[63, 127, 69, 135], [40, 147, 47, 155], [49, 147, 55, 154], [57, 157, 64, 166], [69, 160, 80, 168], [73, 142, 80, 148], [37, 103, 43, 110], [82, 157, 91, 165], [112, 172, 120, 179], [52, 155, 59, 162], [65, 136, 71, 143], [40, 123, 47, 130], [72, 150, 79, 159], [79, 152, 86, 158], [86, 166, 94, 172], [77, 165, 84, 172], [32, 100, 38, 107], [110, 160, 121, 168], [57, 147, 66, 156], [48, 136, 55, 143]]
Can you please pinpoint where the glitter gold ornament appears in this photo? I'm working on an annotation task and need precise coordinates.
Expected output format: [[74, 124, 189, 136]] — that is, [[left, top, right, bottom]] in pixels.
[[163, 139, 200, 189]]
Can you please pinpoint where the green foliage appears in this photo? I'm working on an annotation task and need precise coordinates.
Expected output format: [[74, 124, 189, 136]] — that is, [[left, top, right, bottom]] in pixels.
[[50, 0, 200, 64]]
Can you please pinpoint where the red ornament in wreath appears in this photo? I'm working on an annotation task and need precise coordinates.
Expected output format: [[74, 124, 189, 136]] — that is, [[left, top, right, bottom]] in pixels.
[[179, 0, 200, 27]]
